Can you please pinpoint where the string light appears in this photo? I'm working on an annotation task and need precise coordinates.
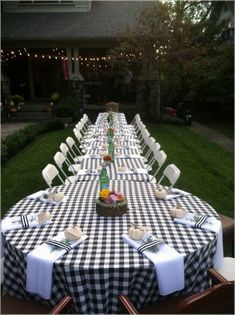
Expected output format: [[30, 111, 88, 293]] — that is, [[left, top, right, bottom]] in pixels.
[[1, 47, 142, 71]]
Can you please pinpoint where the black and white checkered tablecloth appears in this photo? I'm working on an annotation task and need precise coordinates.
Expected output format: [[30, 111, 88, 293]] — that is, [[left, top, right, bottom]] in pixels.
[[77, 158, 150, 182], [3, 180, 218, 314], [86, 147, 141, 156]]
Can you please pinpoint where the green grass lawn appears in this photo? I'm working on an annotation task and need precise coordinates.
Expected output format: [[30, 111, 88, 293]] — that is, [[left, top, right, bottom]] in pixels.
[[1, 127, 73, 217], [147, 123, 234, 218], [1, 123, 234, 221]]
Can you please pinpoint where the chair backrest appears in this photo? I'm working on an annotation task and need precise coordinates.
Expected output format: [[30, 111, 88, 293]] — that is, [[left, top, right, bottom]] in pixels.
[[42, 164, 64, 187], [73, 129, 83, 142], [175, 282, 234, 314], [154, 150, 167, 167], [150, 139, 159, 150], [66, 136, 75, 148], [158, 164, 180, 187], [54, 151, 66, 168], [118, 282, 234, 314], [66, 136, 82, 156], [60, 142, 69, 157]]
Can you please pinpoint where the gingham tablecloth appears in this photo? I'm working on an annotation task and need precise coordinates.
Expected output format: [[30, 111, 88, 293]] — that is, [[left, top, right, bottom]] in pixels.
[[2, 180, 218, 314]]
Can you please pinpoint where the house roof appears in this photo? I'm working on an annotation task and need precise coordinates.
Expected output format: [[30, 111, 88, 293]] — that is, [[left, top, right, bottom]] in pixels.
[[1, 1, 156, 48]]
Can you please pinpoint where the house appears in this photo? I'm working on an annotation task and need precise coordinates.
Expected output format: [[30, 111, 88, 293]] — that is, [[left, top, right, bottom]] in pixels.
[[1, 1, 155, 104], [210, 1, 234, 43]]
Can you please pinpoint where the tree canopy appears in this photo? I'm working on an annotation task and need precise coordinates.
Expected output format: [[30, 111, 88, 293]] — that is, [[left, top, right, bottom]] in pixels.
[[108, 0, 233, 120]]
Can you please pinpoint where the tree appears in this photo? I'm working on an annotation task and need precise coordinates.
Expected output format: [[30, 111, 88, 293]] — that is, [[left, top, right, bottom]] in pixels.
[[108, 1, 214, 118]]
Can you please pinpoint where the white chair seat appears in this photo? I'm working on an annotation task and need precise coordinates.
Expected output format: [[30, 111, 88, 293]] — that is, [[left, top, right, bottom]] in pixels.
[[215, 257, 235, 281], [65, 176, 77, 185], [68, 164, 81, 173], [74, 156, 83, 163]]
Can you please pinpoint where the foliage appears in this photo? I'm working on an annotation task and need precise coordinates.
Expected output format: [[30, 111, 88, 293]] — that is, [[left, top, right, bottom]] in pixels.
[[1, 127, 73, 216], [55, 96, 82, 121], [10, 94, 24, 104], [1, 120, 64, 164], [108, 1, 233, 118], [50, 92, 60, 102]]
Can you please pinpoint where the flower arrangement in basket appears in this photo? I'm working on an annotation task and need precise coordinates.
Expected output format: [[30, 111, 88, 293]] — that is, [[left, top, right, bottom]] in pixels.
[[103, 154, 112, 166], [96, 189, 128, 217]]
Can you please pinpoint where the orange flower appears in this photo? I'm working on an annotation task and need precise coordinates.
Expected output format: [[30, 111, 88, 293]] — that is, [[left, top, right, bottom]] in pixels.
[[99, 189, 110, 199], [117, 194, 125, 201]]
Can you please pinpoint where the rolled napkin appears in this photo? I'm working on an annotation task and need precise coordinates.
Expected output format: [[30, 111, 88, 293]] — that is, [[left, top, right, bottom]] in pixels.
[[174, 212, 223, 269], [1, 212, 52, 233], [122, 233, 185, 295], [26, 229, 88, 299], [27, 190, 67, 205]]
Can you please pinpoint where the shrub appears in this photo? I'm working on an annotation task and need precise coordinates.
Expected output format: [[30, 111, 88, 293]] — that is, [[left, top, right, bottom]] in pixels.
[[1, 144, 8, 164], [55, 96, 82, 121], [1, 120, 64, 164], [143, 113, 184, 125]]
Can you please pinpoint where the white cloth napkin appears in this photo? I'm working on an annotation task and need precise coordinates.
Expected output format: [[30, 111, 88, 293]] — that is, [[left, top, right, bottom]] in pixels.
[[27, 191, 68, 205], [26, 232, 88, 299], [161, 188, 191, 200], [77, 169, 99, 176], [118, 168, 148, 175], [82, 154, 100, 159], [1, 213, 52, 233], [169, 188, 191, 196], [122, 234, 185, 295], [174, 213, 223, 269], [27, 190, 45, 200]]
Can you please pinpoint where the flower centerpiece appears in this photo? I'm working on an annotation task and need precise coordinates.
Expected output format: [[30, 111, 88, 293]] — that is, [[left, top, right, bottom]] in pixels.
[[103, 154, 112, 166], [96, 189, 128, 217]]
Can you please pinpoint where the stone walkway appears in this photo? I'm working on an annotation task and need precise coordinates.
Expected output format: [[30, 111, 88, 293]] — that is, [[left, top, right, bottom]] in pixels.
[[1, 123, 31, 139], [190, 122, 234, 153]]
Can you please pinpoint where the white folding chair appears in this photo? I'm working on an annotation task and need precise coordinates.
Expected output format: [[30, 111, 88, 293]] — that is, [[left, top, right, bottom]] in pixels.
[[149, 150, 167, 183], [54, 152, 77, 184], [66, 136, 83, 163], [42, 163, 64, 188], [157, 164, 181, 188], [73, 129, 87, 153], [145, 141, 161, 171], [83, 113, 93, 126], [59, 143, 81, 173]]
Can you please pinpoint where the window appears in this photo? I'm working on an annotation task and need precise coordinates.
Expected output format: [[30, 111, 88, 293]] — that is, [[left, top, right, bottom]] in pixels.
[[3, 1, 92, 13]]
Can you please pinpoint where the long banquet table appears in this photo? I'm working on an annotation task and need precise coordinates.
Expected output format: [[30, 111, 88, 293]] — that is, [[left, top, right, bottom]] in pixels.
[[2, 179, 219, 314]]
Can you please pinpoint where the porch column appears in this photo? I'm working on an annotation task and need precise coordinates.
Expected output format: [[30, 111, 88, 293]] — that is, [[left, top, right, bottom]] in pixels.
[[28, 57, 35, 100]]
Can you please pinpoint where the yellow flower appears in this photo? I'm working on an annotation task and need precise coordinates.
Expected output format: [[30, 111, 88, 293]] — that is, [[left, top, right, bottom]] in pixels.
[[99, 189, 110, 199]]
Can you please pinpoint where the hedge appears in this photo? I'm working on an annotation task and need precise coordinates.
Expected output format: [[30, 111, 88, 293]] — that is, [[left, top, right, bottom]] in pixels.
[[1, 120, 64, 165]]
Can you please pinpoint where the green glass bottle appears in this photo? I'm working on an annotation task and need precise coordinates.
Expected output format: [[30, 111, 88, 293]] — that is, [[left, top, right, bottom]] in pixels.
[[107, 112, 113, 127], [99, 163, 110, 191], [108, 141, 115, 161], [107, 128, 113, 143]]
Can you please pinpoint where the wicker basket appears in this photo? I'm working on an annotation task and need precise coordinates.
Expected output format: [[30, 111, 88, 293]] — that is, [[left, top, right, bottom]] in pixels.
[[96, 199, 128, 217]]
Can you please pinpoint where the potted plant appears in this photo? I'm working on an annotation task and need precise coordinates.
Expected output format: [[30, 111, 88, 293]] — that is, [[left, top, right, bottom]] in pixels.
[[10, 95, 24, 111]]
